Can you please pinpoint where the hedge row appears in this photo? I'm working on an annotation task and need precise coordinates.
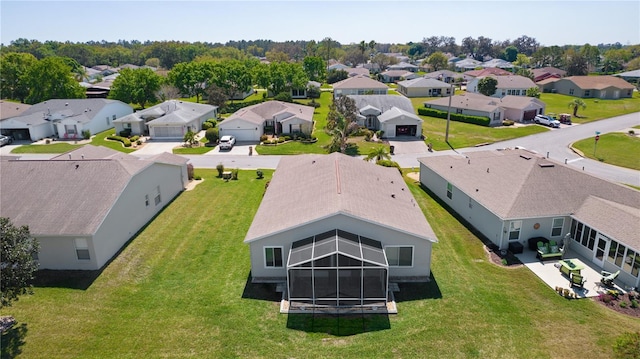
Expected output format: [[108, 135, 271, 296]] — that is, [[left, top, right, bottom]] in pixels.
[[107, 135, 132, 147], [418, 107, 491, 127], [221, 99, 266, 114]]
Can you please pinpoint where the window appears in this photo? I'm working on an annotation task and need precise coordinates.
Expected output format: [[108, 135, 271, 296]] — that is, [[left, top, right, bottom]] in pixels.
[[385, 246, 413, 267], [154, 186, 161, 205], [584, 90, 590, 97], [65, 124, 77, 135], [581, 225, 591, 246], [575, 223, 584, 246], [608, 241, 618, 263], [455, 109, 463, 114], [264, 247, 283, 267], [75, 238, 90, 260], [124, 123, 132, 129], [624, 249, 637, 275], [446, 182, 453, 199], [145, 194, 149, 207], [551, 218, 564, 237], [587, 228, 596, 250], [508, 221, 522, 241], [112, 114, 116, 120], [615, 243, 626, 267], [569, 88, 574, 95], [468, 197, 473, 209]]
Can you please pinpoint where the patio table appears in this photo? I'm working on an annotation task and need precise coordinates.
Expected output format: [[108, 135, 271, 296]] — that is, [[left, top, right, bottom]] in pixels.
[[559, 258, 585, 277]]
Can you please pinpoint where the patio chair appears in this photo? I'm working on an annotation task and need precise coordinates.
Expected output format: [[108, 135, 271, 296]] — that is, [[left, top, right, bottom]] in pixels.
[[600, 270, 620, 287], [570, 273, 586, 288]]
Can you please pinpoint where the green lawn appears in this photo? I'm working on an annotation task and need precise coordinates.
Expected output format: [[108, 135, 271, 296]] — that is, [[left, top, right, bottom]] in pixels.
[[572, 132, 640, 170], [2, 170, 638, 358], [540, 92, 640, 123], [10, 129, 136, 154]]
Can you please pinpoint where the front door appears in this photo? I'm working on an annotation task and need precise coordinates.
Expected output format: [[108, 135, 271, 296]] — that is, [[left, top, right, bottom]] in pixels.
[[593, 233, 609, 267]]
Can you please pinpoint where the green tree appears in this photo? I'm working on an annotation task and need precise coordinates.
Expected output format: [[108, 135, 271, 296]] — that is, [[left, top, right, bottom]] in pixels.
[[568, 98, 586, 117], [0, 52, 37, 102], [1, 217, 39, 308], [513, 53, 531, 68], [477, 76, 498, 96], [327, 95, 358, 130], [303, 56, 326, 82], [109, 67, 161, 108], [372, 53, 398, 73], [205, 84, 228, 109], [168, 61, 212, 103], [503, 46, 518, 62], [326, 69, 348, 84], [327, 113, 359, 154], [364, 146, 391, 162], [564, 48, 588, 76], [155, 84, 181, 102], [183, 129, 197, 147], [580, 43, 600, 72], [24, 56, 86, 104], [425, 51, 449, 71]]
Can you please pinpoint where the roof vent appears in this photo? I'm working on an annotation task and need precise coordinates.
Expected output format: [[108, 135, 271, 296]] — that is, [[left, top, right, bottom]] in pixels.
[[65, 102, 69, 106], [538, 162, 555, 168], [75, 164, 79, 169], [391, 194, 396, 198], [520, 155, 531, 160]]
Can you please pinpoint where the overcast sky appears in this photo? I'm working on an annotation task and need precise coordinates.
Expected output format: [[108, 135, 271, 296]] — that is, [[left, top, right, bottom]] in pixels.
[[1, 0, 639, 47]]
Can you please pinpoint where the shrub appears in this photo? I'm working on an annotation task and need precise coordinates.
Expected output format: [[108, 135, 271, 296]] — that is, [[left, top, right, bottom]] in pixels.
[[136, 140, 142, 146], [216, 163, 224, 178], [231, 168, 239, 180], [274, 92, 293, 103], [222, 99, 265, 114], [501, 258, 508, 266], [306, 86, 321, 99], [193, 175, 202, 180], [82, 130, 91, 139], [119, 129, 132, 137], [502, 120, 515, 126], [283, 135, 291, 141], [107, 135, 132, 147], [202, 121, 213, 130], [620, 301, 628, 308], [364, 129, 373, 141], [130, 135, 139, 142], [629, 130, 636, 135], [631, 299, 639, 308], [376, 159, 402, 174], [308, 98, 321, 108], [375, 130, 385, 139], [256, 170, 264, 179], [600, 293, 614, 304], [277, 137, 286, 143], [206, 118, 217, 127], [205, 128, 219, 145], [418, 107, 491, 126], [260, 134, 268, 142]]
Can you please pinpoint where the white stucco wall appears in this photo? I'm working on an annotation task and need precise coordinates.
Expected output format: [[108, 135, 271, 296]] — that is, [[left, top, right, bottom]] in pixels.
[[219, 118, 263, 141], [35, 235, 97, 270]]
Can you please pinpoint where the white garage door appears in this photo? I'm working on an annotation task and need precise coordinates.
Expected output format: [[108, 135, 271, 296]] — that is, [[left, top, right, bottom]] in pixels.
[[220, 128, 258, 142], [152, 126, 183, 138]]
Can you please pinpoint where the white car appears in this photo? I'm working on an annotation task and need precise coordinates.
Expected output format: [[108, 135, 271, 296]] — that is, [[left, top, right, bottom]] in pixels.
[[218, 135, 236, 150], [534, 115, 561, 128]]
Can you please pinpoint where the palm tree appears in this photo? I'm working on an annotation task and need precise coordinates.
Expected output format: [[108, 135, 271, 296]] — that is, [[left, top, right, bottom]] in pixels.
[[365, 146, 391, 162], [358, 40, 367, 64], [568, 98, 587, 117], [328, 114, 359, 154]]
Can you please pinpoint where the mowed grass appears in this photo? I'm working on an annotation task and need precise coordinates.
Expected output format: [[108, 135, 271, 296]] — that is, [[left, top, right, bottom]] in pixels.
[[541, 91, 640, 123], [2, 170, 639, 358], [10, 129, 136, 154], [572, 132, 640, 170]]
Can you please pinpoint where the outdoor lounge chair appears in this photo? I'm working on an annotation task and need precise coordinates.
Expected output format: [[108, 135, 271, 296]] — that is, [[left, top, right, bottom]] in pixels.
[[600, 270, 620, 287], [570, 273, 586, 288]]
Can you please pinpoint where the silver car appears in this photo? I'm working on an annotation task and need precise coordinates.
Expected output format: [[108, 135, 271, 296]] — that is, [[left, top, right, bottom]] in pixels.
[[0, 135, 13, 146]]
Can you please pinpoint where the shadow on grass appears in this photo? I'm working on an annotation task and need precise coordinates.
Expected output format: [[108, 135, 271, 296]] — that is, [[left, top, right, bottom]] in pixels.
[[287, 313, 390, 336], [395, 274, 443, 302], [1, 322, 27, 359], [240, 272, 281, 302]]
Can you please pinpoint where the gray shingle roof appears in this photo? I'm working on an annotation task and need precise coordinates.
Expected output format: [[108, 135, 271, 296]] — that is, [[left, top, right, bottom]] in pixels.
[[398, 77, 451, 88], [222, 101, 314, 126], [0, 101, 31, 120], [0, 146, 185, 236], [244, 153, 437, 243], [349, 95, 414, 113], [144, 100, 217, 125], [418, 149, 640, 248], [22, 99, 124, 118], [377, 107, 423, 124]]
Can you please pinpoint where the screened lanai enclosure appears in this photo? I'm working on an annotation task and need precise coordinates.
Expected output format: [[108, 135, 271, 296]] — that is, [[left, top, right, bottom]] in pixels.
[[287, 229, 389, 311]]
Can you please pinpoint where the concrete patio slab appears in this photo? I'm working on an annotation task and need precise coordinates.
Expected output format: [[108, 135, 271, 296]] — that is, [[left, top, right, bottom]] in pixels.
[[515, 249, 625, 299]]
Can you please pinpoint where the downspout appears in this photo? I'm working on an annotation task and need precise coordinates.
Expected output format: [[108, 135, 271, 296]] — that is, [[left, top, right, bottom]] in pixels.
[[499, 221, 506, 250]]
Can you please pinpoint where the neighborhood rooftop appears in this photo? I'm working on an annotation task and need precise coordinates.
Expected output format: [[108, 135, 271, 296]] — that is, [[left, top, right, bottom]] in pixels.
[[348, 94, 415, 113], [226, 101, 314, 125], [244, 153, 437, 243]]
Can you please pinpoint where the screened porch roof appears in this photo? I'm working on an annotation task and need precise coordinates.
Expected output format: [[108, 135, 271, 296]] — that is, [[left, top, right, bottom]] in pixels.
[[287, 229, 388, 268]]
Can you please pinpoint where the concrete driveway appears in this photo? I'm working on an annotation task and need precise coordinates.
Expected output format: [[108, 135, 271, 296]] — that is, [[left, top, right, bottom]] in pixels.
[[387, 138, 429, 155], [203, 142, 258, 156], [134, 141, 181, 155]]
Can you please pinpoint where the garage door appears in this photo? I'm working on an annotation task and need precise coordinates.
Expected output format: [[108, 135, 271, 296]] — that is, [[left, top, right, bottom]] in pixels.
[[523, 110, 537, 121], [152, 126, 183, 138], [220, 128, 258, 142], [396, 125, 417, 136]]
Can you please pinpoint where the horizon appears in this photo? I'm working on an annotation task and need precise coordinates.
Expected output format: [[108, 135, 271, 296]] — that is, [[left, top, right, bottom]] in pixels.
[[1, 1, 639, 47]]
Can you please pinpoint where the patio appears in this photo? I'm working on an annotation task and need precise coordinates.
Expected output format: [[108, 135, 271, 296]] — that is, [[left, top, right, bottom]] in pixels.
[[515, 249, 626, 299]]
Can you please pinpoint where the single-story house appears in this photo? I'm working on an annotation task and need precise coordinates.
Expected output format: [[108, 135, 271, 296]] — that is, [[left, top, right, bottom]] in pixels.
[[328, 63, 350, 71], [384, 53, 410, 63], [387, 62, 419, 72], [418, 148, 640, 289], [467, 75, 537, 98], [245, 153, 437, 312], [344, 67, 370, 77], [397, 77, 452, 98], [532, 67, 566, 82], [378, 70, 417, 83], [0, 101, 31, 121], [498, 96, 546, 122], [464, 68, 512, 78], [0, 145, 189, 270], [349, 95, 423, 138], [424, 93, 504, 126], [454, 58, 482, 71], [481, 58, 514, 69], [332, 75, 389, 98], [291, 81, 321, 99], [613, 69, 640, 85], [113, 100, 218, 139], [424, 70, 471, 84], [536, 77, 561, 93], [218, 101, 314, 141], [0, 99, 133, 141], [547, 76, 634, 99]]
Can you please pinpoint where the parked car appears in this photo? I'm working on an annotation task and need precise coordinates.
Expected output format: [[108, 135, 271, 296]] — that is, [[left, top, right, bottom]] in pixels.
[[534, 115, 561, 128], [0, 135, 14, 146], [218, 135, 236, 150]]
